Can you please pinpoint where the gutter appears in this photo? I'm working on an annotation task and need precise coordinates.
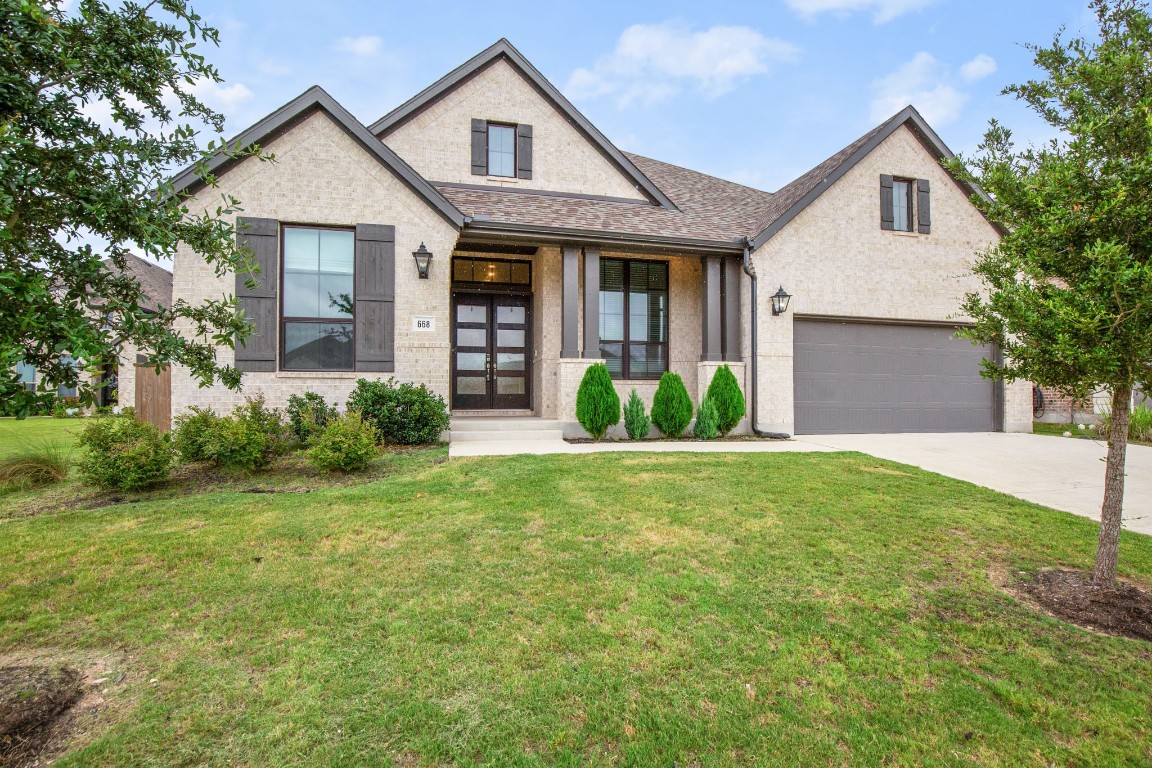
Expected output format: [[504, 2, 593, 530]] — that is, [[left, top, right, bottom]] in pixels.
[[463, 219, 745, 256], [742, 236, 790, 439]]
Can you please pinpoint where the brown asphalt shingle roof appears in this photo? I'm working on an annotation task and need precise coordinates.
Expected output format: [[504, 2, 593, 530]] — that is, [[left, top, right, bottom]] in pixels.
[[440, 122, 891, 247], [99, 253, 173, 313]]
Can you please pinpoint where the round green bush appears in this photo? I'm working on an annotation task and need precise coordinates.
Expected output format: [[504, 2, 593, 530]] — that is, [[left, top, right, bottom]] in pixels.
[[307, 412, 379, 473], [706, 364, 746, 436], [172, 406, 219, 462], [575, 363, 621, 440], [286, 391, 339, 443], [650, 371, 693, 438], [206, 416, 271, 471], [623, 388, 651, 440], [347, 377, 451, 445], [77, 417, 174, 490], [693, 397, 719, 440]]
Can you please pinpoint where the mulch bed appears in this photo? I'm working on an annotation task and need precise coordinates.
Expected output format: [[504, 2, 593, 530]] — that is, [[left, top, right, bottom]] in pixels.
[[0, 666, 82, 767], [1022, 569, 1152, 642]]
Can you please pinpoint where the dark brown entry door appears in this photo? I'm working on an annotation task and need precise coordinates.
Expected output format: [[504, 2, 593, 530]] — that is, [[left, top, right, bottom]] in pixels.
[[452, 293, 531, 410]]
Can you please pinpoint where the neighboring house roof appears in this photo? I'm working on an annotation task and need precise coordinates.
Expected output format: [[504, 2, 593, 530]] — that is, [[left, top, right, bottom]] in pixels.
[[369, 39, 678, 211], [167, 86, 465, 228], [100, 253, 173, 313]]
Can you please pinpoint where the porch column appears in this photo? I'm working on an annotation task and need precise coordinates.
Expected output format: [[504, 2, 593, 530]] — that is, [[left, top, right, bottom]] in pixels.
[[561, 245, 580, 358], [722, 257, 742, 361], [700, 255, 723, 362], [582, 247, 600, 357]]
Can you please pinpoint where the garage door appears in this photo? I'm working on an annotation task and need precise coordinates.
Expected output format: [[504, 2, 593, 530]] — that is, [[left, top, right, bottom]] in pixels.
[[794, 319, 998, 435]]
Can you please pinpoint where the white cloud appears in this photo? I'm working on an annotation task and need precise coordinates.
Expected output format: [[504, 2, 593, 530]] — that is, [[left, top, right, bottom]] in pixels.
[[188, 80, 253, 113], [959, 54, 998, 83], [334, 35, 382, 57], [784, 0, 937, 24], [870, 52, 968, 126], [566, 22, 799, 108]]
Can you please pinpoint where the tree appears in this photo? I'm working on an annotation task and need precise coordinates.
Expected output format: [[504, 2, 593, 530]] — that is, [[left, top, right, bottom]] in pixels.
[[946, 0, 1152, 585], [1, 0, 267, 417]]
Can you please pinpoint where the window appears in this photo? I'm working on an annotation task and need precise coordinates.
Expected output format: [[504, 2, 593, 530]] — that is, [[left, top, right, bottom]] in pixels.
[[892, 178, 914, 231], [281, 226, 355, 371], [487, 124, 516, 177], [599, 259, 668, 380], [16, 360, 35, 392]]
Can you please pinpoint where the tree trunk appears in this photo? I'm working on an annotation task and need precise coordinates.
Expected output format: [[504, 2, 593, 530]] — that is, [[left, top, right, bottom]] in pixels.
[[1093, 384, 1132, 585]]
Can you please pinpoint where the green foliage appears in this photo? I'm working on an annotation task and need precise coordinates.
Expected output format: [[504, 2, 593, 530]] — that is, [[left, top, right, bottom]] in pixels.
[[0, 0, 271, 416], [622, 389, 651, 440], [1102, 405, 1152, 443], [575, 364, 621, 440], [693, 398, 719, 440], [202, 416, 270, 472], [307, 412, 379, 473], [233, 395, 291, 456], [287, 392, 340, 443], [347, 378, 450, 445], [0, 441, 72, 491], [77, 417, 173, 490], [706, 365, 746, 436], [172, 407, 221, 463], [650, 372, 693, 439]]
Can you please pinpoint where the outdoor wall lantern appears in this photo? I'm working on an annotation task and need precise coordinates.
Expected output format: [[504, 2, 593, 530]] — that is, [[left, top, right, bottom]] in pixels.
[[413, 243, 433, 279], [771, 285, 792, 316]]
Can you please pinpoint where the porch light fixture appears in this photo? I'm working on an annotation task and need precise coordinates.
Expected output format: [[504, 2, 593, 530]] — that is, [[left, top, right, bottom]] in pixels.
[[771, 285, 792, 316], [413, 243, 433, 279]]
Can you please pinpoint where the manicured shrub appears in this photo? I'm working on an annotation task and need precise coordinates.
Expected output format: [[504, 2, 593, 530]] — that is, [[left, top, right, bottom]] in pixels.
[[204, 415, 271, 471], [307, 412, 379, 473], [347, 378, 451, 445], [0, 441, 72, 490], [623, 389, 651, 440], [650, 371, 693, 438], [575, 363, 621, 440], [693, 397, 719, 440], [77, 417, 173, 490], [706, 364, 746, 436], [233, 394, 291, 456], [172, 406, 220, 463], [286, 391, 339, 443]]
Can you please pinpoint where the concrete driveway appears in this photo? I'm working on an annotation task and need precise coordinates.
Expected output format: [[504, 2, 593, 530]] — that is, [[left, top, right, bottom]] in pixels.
[[795, 432, 1152, 536]]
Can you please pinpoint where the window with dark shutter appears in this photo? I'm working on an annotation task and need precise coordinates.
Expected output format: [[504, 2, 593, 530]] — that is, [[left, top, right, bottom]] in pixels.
[[353, 224, 396, 372], [487, 123, 516, 177], [916, 178, 931, 234], [471, 118, 487, 175], [516, 124, 533, 179], [879, 175, 894, 231], [235, 216, 279, 372], [281, 226, 355, 371]]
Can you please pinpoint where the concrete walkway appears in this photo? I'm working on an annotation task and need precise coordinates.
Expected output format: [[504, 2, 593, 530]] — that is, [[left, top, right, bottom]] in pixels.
[[794, 432, 1152, 536], [451, 430, 1151, 536]]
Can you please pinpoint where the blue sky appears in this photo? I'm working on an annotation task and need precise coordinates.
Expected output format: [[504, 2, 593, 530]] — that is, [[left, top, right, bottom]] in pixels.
[[158, 0, 1091, 191]]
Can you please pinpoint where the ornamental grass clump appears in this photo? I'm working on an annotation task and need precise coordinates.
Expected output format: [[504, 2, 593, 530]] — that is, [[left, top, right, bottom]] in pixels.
[[693, 397, 719, 440], [650, 371, 693, 438], [706, 364, 746, 436], [623, 389, 650, 440], [0, 441, 72, 491], [575, 363, 620, 440]]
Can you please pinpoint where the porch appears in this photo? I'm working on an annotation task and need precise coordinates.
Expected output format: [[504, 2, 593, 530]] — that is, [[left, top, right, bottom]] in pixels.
[[445, 242, 748, 431]]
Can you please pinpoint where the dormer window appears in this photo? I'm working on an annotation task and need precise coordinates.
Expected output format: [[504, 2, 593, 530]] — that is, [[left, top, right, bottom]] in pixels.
[[471, 119, 533, 179], [487, 124, 516, 177]]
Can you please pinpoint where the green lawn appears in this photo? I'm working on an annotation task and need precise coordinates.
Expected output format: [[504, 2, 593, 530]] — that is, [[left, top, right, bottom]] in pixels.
[[0, 416, 82, 458], [1, 446, 1150, 765]]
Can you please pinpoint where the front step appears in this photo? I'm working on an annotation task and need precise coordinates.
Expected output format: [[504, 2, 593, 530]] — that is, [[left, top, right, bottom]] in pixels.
[[449, 416, 568, 443]]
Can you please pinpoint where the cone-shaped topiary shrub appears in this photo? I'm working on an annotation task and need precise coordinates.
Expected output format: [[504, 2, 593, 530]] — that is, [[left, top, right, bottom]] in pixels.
[[575, 363, 620, 440], [706, 364, 746, 436], [693, 397, 719, 440], [650, 371, 693, 438], [623, 389, 651, 440]]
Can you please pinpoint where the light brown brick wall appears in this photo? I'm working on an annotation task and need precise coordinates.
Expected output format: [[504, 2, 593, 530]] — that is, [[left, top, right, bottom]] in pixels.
[[380, 59, 648, 201], [747, 124, 1033, 434]]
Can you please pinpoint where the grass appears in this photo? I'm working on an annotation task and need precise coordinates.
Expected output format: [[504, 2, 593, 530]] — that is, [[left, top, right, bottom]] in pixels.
[[0, 416, 82, 459], [1, 449, 1151, 766]]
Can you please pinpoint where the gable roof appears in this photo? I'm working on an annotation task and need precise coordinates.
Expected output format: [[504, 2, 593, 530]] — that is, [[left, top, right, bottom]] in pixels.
[[168, 86, 465, 227], [99, 253, 173, 313], [369, 39, 678, 211], [748, 105, 995, 248]]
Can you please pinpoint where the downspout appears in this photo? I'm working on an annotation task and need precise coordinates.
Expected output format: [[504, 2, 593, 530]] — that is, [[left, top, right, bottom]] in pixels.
[[742, 236, 790, 439]]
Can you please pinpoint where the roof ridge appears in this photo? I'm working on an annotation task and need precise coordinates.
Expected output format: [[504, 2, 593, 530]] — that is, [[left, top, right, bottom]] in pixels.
[[623, 151, 774, 198]]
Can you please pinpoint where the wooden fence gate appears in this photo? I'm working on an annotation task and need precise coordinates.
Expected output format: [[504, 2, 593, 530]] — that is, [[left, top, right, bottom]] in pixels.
[[135, 363, 171, 432]]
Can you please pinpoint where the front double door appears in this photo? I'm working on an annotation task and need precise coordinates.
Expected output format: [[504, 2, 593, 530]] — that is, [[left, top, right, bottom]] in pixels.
[[452, 292, 531, 410]]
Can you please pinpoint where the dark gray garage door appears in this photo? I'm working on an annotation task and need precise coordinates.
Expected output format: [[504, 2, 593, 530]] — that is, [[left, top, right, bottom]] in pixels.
[[794, 319, 998, 435]]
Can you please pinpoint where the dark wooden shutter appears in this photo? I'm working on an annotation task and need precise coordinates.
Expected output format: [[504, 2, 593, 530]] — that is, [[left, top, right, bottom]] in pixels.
[[234, 216, 278, 372], [879, 175, 894, 231], [354, 223, 395, 372], [470, 119, 487, 176], [516, 123, 533, 180], [916, 178, 931, 234]]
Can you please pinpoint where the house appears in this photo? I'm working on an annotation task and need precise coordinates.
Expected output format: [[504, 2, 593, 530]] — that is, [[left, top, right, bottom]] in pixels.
[[160, 39, 1032, 437]]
